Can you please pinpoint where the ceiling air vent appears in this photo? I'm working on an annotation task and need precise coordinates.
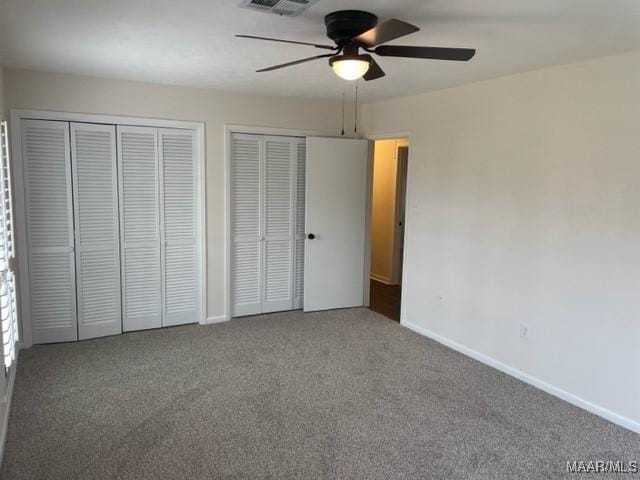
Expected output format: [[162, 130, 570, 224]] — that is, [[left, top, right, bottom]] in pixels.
[[239, 0, 320, 17]]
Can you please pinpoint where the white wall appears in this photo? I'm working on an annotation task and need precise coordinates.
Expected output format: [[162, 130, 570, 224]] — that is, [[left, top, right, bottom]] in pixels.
[[0, 68, 4, 120], [3, 68, 345, 322], [362, 51, 640, 430], [371, 139, 398, 284]]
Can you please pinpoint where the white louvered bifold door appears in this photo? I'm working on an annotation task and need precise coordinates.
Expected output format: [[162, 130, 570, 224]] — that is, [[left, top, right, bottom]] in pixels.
[[262, 137, 295, 313], [159, 129, 200, 326], [230, 133, 262, 317], [71, 123, 122, 340], [293, 139, 306, 310], [117, 126, 162, 331], [22, 120, 78, 343]]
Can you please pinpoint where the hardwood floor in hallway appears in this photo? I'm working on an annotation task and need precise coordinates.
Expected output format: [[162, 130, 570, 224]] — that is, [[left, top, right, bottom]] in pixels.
[[369, 279, 401, 322]]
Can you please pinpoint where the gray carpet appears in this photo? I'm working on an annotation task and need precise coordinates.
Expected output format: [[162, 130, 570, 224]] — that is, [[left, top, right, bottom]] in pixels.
[[1, 308, 638, 480]]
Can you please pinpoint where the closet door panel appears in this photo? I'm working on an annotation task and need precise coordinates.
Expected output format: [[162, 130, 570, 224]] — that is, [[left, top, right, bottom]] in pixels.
[[293, 140, 306, 309], [22, 119, 77, 343], [159, 129, 199, 326], [71, 123, 122, 340], [117, 126, 162, 331], [230, 133, 262, 317], [262, 137, 294, 313]]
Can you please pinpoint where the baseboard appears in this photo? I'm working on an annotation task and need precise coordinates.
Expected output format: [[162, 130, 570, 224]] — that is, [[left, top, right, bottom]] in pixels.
[[370, 273, 394, 285], [0, 350, 18, 468], [401, 319, 640, 434], [201, 314, 230, 325]]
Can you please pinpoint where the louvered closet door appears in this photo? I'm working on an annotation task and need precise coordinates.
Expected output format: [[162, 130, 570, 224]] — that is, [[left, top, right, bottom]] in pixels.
[[262, 136, 295, 313], [293, 139, 306, 309], [117, 126, 162, 331], [71, 123, 121, 340], [231, 133, 262, 317], [159, 129, 200, 326], [21, 120, 77, 343]]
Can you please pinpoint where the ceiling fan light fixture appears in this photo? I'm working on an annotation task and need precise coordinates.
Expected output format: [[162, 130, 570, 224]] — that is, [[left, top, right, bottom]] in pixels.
[[330, 54, 371, 81], [238, 10, 476, 81]]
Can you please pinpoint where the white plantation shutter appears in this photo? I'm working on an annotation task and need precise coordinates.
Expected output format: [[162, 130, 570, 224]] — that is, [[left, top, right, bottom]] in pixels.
[[230, 133, 262, 316], [0, 122, 15, 264], [1, 120, 18, 369], [71, 123, 122, 340], [262, 137, 294, 313], [22, 120, 78, 343], [1, 273, 17, 371], [158, 129, 200, 326], [117, 126, 162, 331], [293, 140, 306, 309]]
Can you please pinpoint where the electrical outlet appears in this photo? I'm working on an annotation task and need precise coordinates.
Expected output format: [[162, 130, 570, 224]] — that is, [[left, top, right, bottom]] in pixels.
[[520, 324, 529, 338]]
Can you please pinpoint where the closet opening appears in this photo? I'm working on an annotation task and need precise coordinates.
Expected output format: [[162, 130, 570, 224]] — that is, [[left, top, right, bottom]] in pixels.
[[368, 137, 409, 322], [11, 110, 206, 347], [228, 129, 307, 319], [226, 127, 371, 320]]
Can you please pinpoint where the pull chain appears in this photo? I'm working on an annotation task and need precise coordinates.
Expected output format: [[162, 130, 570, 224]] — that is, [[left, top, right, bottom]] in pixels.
[[354, 80, 359, 134], [341, 84, 346, 136]]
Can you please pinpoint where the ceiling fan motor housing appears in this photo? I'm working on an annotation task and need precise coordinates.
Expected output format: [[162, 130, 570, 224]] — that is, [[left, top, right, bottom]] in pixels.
[[324, 10, 378, 44]]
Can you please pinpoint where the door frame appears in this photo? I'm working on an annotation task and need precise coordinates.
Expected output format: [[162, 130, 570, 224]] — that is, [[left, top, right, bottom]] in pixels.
[[365, 131, 413, 324], [223, 125, 329, 322], [11, 109, 206, 348], [391, 141, 409, 285]]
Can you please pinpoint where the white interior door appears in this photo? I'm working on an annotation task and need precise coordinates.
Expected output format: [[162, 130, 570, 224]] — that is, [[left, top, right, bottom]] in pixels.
[[230, 133, 262, 317], [22, 119, 78, 343], [70, 122, 122, 340], [304, 137, 370, 312], [393, 145, 409, 285], [117, 126, 162, 331], [159, 128, 200, 326]]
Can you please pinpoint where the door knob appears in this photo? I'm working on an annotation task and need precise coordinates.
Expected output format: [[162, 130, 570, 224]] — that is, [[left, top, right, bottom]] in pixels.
[[307, 233, 315, 240]]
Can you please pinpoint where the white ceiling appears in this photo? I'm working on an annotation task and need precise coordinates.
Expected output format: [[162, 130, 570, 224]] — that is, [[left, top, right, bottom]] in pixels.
[[1, 0, 640, 102]]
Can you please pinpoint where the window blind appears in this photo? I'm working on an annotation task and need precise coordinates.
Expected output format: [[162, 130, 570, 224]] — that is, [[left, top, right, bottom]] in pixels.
[[0, 120, 18, 371]]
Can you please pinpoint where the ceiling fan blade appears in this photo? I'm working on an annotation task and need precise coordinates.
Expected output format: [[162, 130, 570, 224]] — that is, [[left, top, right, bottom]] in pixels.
[[256, 53, 336, 72], [236, 34, 337, 51], [375, 45, 476, 61], [352, 19, 419, 48], [363, 57, 386, 81]]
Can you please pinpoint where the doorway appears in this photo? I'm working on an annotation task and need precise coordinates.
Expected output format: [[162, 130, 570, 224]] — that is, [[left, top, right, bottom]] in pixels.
[[368, 138, 409, 322]]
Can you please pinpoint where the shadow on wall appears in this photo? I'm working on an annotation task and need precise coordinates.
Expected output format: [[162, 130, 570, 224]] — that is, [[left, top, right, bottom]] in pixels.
[[370, 138, 408, 287]]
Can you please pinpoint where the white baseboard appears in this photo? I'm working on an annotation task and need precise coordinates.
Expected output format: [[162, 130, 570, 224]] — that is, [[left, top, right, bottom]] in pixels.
[[0, 350, 18, 468], [201, 314, 230, 325], [370, 273, 394, 285], [401, 319, 640, 434]]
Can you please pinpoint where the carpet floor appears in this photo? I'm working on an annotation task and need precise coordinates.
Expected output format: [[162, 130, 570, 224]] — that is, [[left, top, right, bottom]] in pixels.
[[1, 308, 638, 479]]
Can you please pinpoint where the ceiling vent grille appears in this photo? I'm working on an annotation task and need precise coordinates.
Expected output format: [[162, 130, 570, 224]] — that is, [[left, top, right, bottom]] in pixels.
[[239, 0, 320, 17]]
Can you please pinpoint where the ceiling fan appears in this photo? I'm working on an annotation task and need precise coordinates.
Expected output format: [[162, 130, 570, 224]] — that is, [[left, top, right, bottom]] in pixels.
[[237, 10, 476, 81]]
